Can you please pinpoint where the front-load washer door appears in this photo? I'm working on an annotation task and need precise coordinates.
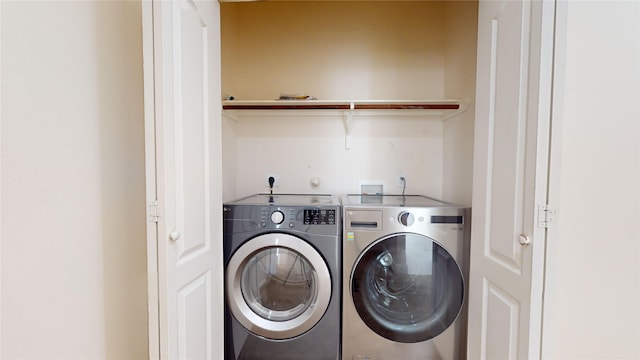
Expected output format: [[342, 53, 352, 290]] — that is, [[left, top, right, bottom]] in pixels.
[[226, 233, 331, 340], [350, 233, 464, 343]]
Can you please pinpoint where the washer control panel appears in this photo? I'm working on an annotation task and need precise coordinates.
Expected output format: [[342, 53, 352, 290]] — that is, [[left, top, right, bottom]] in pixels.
[[398, 211, 415, 226]]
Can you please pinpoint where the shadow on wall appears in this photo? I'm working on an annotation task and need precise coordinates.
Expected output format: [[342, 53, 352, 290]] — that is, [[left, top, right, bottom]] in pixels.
[[95, 2, 149, 358]]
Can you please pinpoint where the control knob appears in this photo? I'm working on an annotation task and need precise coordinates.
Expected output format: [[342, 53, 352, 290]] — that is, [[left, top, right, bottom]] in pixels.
[[271, 210, 285, 224], [398, 211, 415, 226]]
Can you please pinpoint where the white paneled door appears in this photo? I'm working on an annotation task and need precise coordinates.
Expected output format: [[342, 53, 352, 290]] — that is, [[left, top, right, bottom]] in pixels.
[[143, 1, 223, 359], [468, 0, 555, 358]]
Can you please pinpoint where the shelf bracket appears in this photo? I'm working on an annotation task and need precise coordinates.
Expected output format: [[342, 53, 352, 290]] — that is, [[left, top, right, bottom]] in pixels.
[[442, 98, 471, 121], [343, 102, 355, 150]]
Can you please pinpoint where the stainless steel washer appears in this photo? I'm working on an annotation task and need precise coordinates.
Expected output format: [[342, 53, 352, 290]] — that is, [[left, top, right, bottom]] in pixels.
[[342, 195, 470, 360], [224, 194, 341, 360]]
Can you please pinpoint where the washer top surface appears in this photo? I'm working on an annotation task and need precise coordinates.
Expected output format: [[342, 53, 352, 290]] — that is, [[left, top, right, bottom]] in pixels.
[[343, 194, 449, 207], [226, 193, 339, 207]]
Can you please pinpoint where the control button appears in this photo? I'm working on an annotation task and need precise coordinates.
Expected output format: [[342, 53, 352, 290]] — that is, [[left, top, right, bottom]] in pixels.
[[260, 222, 267, 228], [271, 210, 285, 224], [398, 211, 415, 226], [289, 222, 295, 228]]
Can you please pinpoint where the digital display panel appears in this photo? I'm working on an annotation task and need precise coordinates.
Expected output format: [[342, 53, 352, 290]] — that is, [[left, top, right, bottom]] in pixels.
[[304, 209, 336, 225]]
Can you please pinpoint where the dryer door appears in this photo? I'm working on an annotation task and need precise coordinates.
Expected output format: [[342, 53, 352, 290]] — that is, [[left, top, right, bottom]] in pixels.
[[351, 233, 464, 343], [226, 233, 332, 340]]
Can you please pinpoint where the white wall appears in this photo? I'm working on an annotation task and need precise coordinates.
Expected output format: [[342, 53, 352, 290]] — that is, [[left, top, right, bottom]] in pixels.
[[543, 1, 640, 358], [1, 1, 148, 358], [227, 112, 445, 199], [222, 115, 238, 202]]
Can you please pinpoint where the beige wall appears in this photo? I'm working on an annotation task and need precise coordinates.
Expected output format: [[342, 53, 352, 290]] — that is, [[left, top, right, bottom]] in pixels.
[[221, 1, 446, 101], [1, 1, 148, 358], [443, 0, 477, 206], [220, 1, 478, 202], [543, 1, 640, 357]]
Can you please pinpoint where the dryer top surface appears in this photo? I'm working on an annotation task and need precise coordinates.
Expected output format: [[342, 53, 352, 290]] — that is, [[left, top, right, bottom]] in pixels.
[[226, 193, 339, 207]]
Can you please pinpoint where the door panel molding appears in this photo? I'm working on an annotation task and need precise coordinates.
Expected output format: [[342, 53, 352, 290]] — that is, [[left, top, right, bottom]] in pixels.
[[177, 271, 212, 359], [483, 0, 529, 277], [482, 279, 521, 359]]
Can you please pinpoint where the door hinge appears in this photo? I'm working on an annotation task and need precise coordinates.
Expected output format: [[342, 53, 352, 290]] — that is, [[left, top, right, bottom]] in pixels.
[[148, 200, 160, 223], [537, 204, 556, 228]]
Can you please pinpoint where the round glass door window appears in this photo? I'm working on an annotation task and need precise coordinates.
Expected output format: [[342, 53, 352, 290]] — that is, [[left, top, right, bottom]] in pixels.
[[241, 247, 317, 322], [351, 233, 464, 343], [226, 233, 332, 339]]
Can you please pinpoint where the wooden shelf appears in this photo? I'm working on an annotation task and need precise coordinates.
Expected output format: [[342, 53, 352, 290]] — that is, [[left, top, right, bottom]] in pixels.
[[222, 99, 470, 150], [222, 99, 461, 111]]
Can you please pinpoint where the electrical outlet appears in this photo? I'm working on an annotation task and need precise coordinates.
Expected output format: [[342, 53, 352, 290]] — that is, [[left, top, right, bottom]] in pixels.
[[397, 175, 407, 188], [265, 174, 279, 188]]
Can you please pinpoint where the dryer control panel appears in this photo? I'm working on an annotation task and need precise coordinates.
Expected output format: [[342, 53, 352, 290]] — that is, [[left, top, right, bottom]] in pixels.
[[256, 206, 338, 230], [303, 209, 336, 225], [223, 194, 341, 237]]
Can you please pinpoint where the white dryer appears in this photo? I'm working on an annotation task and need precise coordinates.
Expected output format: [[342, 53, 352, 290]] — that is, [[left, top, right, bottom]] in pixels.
[[342, 195, 470, 360]]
